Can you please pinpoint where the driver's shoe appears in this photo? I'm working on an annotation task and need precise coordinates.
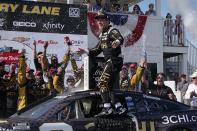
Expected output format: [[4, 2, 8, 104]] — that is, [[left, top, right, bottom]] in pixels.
[[96, 107, 113, 117], [114, 102, 127, 115], [115, 106, 127, 115], [95, 103, 113, 117]]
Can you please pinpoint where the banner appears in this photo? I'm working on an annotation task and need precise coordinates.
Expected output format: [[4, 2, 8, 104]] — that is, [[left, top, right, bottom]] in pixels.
[[0, 0, 88, 88], [88, 12, 147, 47], [0, 0, 87, 34]]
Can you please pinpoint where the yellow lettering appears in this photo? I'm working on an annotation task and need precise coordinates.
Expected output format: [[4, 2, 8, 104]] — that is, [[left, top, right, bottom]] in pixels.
[[22, 5, 30, 14], [10, 4, 19, 12], [40, 6, 51, 15], [31, 6, 40, 14], [51, 7, 60, 15], [0, 3, 9, 12]]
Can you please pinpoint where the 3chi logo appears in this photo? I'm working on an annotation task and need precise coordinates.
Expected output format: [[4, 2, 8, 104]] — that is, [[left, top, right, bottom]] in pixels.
[[13, 21, 36, 27], [69, 8, 80, 17], [0, 18, 5, 27]]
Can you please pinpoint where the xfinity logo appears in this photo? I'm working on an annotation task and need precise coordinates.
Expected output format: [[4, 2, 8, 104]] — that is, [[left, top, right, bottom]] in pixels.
[[13, 21, 36, 27], [0, 18, 5, 27], [43, 22, 64, 30]]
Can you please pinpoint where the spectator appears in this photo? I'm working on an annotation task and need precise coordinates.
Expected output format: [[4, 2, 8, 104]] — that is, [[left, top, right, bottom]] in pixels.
[[82, 0, 93, 11], [145, 3, 156, 16], [177, 74, 189, 104], [184, 70, 197, 107], [177, 74, 188, 91], [174, 14, 184, 46], [140, 70, 149, 93], [122, 4, 130, 14], [147, 73, 177, 100], [164, 13, 174, 44], [103, 2, 110, 12], [128, 63, 137, 79], [17, 51, 27, 111], [129, 59, 147, 92], [53, 63, 69, 94], [66, 75, 76, 92], [33, 41, 43, 72], [93, 0, 102, 12], [33, 70, 48, 100], [131, 4, 144, 15], [25, 67, 36, 105], [120, 58, 146, 92], [0, 61, 7, 117], [120, 65, 129, 91], [0, 61, 6, 78], [111, 3, 121, 13]]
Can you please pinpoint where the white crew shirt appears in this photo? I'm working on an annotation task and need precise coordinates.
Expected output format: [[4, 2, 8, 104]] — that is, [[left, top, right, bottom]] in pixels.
[[184, 83, 197, 99]]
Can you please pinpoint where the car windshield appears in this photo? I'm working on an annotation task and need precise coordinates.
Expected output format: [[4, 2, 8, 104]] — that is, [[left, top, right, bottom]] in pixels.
[[11, 95, 69, 119]]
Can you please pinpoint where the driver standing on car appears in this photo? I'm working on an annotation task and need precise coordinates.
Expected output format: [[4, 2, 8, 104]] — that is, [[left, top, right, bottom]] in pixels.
[[78, 10, 126, 116]]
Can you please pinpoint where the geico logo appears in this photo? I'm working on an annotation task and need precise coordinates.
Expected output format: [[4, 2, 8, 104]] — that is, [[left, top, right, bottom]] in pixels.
[[13, 21, 36, 27]]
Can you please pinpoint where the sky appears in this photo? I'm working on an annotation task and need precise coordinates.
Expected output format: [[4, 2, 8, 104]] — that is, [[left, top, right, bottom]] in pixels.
[[137, 0, 197, 46]]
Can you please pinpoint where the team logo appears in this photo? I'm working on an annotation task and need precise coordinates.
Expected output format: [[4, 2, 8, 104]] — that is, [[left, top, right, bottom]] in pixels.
[[0, 18, 5, 27], [13, 21, 36, 27], [69, 8, 80, 17]]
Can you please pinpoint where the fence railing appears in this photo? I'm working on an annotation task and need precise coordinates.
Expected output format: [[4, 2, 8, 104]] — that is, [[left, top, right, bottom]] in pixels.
[[186, 39, 197, 75]]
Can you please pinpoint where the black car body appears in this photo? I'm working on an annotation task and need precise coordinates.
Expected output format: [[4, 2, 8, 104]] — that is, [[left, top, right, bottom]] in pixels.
[[0, 90, 197, 131]]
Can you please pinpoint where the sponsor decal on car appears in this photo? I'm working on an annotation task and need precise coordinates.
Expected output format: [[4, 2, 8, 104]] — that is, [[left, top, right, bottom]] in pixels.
[[162, 114, 197, 124], [12, 122, 30, 130]]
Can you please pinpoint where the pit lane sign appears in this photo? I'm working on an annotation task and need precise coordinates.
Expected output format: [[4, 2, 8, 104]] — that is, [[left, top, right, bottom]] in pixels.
[[0, 0, 87, 34]]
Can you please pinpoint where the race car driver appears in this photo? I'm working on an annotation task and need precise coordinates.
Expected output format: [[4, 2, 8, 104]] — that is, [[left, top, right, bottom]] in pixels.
[[78, 10, 126, 116]]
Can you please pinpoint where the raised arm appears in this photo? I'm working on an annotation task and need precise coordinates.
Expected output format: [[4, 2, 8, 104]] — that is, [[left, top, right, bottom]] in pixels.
[[130, 59, 146, 90], [42, 41, 49, 71], [33, 40, 37, 59]]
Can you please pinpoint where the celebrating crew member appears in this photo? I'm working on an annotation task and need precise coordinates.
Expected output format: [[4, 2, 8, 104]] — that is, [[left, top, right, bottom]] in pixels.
[[78, 10, 126, 116], [147, 73, 177, 100]]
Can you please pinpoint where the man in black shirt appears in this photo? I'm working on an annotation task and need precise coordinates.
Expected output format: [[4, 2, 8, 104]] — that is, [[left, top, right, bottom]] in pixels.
[[147, 73, 176, 100]]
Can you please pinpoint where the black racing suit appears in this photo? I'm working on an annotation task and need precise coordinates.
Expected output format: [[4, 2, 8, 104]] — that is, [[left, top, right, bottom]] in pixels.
[[89, 25, 124, 104]]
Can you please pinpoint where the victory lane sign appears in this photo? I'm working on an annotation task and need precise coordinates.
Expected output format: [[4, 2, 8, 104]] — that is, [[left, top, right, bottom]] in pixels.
[[0, 0, 87, 35]]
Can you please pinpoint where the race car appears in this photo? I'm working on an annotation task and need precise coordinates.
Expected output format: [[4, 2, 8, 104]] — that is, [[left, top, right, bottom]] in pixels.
[[0, 90, 197, 131]]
